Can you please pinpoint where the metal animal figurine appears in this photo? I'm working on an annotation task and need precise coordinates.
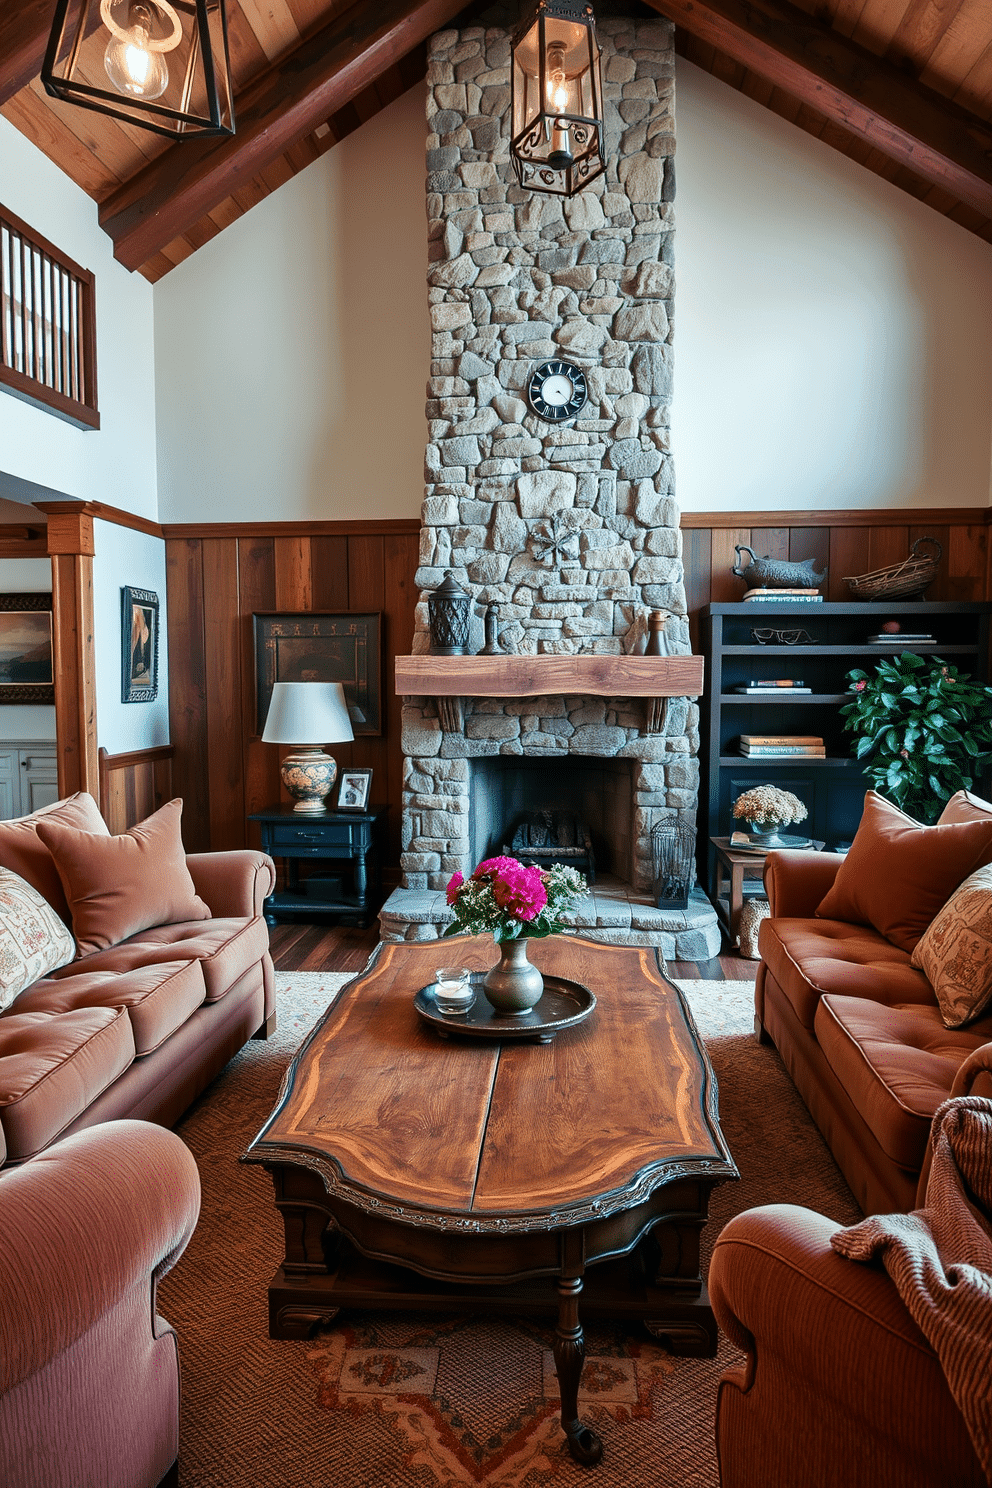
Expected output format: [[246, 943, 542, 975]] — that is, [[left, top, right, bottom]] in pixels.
[[732, 544, 826, 590]]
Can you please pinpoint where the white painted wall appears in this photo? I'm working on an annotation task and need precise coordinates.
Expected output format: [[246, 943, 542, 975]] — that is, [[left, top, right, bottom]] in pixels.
[[0, 117, 159, 519], [93, 520, 169, 752], [0, 559, 56, 743], [673, 61, 992, 513], [154, 84, 430, 523]]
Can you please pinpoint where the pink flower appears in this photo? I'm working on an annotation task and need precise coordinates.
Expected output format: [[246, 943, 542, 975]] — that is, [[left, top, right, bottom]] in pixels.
[[473, 856, 520, 880], [854, 680, 867, 691], [900, 748, 909, 758], [491, 863, 547, 922], [445, 871, 464, 906]]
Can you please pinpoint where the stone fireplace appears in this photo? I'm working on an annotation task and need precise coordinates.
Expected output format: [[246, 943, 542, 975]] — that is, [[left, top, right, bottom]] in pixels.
[[379, 5, 720, 959]]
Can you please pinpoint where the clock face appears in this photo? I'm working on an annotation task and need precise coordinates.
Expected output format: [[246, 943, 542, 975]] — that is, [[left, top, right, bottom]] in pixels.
[[527, 359, 588, 423]]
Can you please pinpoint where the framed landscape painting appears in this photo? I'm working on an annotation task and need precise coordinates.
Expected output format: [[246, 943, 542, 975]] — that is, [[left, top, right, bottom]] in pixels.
[[254, 612, 382, 736], [121, 587, 159, 703], [0, 595, 54, 703]]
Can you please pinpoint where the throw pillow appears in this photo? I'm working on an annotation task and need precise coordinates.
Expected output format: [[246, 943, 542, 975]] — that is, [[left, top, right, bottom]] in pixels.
[[0, 866, 75, 1011], [911, 863, 992, 1027], [36, 798, 210, 958], [816, 791, 992, 953], [0, 792, 109, 927], [938, 790, 992, 826]]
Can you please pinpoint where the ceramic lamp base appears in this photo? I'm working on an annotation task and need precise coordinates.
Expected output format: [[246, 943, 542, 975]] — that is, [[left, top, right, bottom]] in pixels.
[[280, 747, 338, 813]]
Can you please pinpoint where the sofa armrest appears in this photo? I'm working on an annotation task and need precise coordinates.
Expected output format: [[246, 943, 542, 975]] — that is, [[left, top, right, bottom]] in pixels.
[[186, 850, 275, 918], [914, 1043, 992, 1203], [710, 1204, 983, 1488], [0, 1120, 200, 1392], [762, 849, 844, 918]]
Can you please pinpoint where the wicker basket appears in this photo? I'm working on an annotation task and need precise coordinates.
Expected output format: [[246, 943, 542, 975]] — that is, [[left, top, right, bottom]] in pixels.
[[843, 537, 942, 601]]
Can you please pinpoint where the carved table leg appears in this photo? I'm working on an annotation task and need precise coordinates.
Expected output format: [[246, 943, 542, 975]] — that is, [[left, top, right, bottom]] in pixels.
[[554, 1273, 603, 1466]]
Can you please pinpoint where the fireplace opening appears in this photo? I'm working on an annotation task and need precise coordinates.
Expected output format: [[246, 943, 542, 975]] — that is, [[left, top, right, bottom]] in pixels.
[[468, 756, 634, 884]]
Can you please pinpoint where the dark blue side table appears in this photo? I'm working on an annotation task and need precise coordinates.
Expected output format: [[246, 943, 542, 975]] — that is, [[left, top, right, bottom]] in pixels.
[[249, 806, 383, 927]]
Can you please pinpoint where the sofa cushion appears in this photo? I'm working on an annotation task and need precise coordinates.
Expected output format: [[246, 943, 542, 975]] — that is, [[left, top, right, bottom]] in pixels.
[[910, 863, 992, 1028], [0, 868, 75, 1011], [758, 916, 933, 1030], [814, 995, 992, 1171], [938, 790, 992, 825], [0, 1008, 135, 1161], [0, 792, 108, 928], [12, 959, 206, 1055], [51, 917, 269, 1002], [815, 792, 992, 953], [37, 798, 210, 958]]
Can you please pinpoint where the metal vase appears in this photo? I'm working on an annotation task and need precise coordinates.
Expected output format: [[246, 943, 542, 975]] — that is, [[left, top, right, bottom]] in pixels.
[[483, 938, 545, 1015]]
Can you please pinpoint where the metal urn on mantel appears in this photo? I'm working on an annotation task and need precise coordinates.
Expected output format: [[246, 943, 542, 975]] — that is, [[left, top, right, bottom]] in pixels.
[[427, 574, 473, 656]]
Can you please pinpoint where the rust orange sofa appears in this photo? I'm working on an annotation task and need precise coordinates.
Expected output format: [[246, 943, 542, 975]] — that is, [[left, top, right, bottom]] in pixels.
[[754, 789, 992, 1216], [0, 793, 276, 1168], [709, 1200, 986, 1488]]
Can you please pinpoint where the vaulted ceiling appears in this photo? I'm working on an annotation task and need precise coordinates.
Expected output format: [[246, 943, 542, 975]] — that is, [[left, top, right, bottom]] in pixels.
[[3, 0, 992, 283]]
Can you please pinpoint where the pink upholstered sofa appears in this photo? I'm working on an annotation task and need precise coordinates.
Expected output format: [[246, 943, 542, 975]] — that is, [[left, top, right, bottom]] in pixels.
[[0, 793, 276, 1168], [0, 1119, 200, 1488]]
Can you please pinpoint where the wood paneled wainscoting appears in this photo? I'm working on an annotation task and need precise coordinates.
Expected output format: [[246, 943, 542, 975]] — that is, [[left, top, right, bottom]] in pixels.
[[98, 745, 174, 834], [163, 521, 419, 872], [162, 509, 989, 871]]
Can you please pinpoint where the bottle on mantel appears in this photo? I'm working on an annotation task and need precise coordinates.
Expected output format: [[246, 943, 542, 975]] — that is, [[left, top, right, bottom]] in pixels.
[[645, 609, 670, 656]]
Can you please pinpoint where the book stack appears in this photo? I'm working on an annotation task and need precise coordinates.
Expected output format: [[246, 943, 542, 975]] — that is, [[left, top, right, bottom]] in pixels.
[[866, 632, 936, 646], [743, 588, 823, 603], [739, 734, 826, 757], [732, 679, 812, 694]]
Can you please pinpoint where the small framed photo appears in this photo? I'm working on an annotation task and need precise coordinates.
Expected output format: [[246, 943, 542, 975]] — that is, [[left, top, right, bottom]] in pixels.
[[336, 768, 372, 812], [121, 587, 159, 703]]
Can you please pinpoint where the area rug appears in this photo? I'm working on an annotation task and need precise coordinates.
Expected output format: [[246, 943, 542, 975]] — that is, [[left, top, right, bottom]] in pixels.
[[161, 969, 859, 1487]]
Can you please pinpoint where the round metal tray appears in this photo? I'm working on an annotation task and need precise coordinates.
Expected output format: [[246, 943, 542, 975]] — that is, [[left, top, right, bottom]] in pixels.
[[414, 972, 595, 1043]]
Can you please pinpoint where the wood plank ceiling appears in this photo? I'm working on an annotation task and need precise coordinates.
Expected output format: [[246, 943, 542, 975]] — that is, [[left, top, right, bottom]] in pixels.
[[1, 0, 991, 284]]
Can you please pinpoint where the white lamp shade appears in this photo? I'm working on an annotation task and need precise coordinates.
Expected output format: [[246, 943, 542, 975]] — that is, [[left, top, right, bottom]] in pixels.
[[261, 682, 355, 745]]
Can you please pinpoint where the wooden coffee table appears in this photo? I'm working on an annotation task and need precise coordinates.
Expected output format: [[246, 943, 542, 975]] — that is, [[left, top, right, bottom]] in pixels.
[[243, 936, 737, 1465]]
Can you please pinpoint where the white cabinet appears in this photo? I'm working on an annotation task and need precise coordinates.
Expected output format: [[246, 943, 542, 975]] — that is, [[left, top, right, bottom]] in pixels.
[[0, 745, 59, 820]]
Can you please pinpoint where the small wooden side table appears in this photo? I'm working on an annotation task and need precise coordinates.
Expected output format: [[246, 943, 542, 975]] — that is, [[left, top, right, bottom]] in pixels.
[[710, 836, 824, 947], [249, 806, 384, 927]]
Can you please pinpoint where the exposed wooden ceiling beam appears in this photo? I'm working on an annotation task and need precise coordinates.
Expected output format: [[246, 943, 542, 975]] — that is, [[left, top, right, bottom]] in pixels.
[[99, 0, 465, 272], [0, 0, 57, 107], [646, 0, 992, 219]]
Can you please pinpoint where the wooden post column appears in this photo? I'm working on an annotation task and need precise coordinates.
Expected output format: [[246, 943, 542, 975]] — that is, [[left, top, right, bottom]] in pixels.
[[41, 505, 99, 800]]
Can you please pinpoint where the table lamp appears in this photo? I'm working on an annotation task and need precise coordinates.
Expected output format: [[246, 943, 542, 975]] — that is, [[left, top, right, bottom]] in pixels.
[[261, 681, 354, 813]]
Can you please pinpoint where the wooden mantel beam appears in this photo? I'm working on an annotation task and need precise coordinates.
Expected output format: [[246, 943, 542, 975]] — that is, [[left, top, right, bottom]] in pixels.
[[99, 0, 467, 272], [646, 0, 992, 218], [0, 0, 57, 107]]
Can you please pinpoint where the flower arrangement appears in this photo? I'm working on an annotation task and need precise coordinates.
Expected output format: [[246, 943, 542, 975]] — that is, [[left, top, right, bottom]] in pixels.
[[732, 786, 808, 828], [444, 857, 588, 943], [841, 654, 992, 824]]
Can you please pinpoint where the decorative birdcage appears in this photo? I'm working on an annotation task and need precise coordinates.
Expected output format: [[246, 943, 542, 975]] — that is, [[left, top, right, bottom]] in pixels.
[[651, 820, 695, 912]]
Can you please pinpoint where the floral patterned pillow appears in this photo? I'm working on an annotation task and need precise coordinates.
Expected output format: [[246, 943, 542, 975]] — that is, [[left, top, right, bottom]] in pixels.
[[911, 863, 992, 1028], [0, 867, 75, 1012]]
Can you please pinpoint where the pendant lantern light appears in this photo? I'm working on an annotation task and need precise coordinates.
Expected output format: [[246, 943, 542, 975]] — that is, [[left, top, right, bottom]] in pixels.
[[42, 0, 234, 139], [511, 0, 605, 197]]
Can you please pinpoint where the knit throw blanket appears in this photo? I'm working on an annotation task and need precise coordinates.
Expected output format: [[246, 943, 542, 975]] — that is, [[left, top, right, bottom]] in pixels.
[[831, 1096, 992, 1483]]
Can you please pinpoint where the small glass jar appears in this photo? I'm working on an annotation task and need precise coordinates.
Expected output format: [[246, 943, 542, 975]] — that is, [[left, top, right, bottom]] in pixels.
[[434, 966, 475, 1015]]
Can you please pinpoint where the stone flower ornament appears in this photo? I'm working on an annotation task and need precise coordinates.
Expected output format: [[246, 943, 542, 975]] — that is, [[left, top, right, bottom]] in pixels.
[[528, 515, 580, 568]]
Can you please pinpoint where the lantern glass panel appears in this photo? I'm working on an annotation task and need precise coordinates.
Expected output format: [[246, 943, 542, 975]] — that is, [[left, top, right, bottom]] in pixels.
[[43, 0, 234, 138]]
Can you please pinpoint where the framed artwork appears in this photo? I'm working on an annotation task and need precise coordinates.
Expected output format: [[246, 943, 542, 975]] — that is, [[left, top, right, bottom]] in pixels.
[[254, 612, 381, 736], [0, 594, 54, 704], [336, 767, 372, 812], [121, 587, 159, 703]]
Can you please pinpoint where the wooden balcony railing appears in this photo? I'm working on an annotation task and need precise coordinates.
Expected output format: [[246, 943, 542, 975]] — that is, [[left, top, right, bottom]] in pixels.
[[0, 204, 99, 430]]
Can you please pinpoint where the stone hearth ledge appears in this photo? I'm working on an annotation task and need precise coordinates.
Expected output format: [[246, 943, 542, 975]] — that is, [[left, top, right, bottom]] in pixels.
[[379, 878, 720, 960]]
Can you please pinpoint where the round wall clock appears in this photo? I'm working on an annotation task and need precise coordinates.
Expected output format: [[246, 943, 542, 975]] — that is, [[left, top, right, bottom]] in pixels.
[[527, 359, 588, 423]]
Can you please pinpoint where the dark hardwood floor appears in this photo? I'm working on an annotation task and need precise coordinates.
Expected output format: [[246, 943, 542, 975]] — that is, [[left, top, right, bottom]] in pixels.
[[267, 919, 758, 981]]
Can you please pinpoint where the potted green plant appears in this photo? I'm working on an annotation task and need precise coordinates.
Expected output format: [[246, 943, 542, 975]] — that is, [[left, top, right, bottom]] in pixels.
[[841, 654, 992, 824]]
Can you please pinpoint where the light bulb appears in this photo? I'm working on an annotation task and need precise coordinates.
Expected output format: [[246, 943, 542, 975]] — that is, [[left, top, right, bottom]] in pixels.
[[104, 3, 170, 99], [546, 42, 569, 112]]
